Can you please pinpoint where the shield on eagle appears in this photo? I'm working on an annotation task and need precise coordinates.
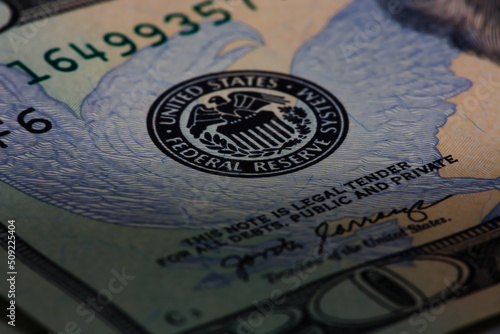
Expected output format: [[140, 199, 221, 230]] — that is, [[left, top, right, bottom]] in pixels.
[[187, 91, 308, 156]]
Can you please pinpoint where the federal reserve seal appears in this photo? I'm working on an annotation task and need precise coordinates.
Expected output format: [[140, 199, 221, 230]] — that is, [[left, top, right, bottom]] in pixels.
[[147, 71, 348, 177]]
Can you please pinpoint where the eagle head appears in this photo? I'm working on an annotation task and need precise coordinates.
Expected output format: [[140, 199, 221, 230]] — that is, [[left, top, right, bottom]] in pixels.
[[208, 96, 228, 105]]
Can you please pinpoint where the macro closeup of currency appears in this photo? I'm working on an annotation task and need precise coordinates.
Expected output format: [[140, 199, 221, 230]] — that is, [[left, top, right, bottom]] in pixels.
[[0, 0, 499, 333]]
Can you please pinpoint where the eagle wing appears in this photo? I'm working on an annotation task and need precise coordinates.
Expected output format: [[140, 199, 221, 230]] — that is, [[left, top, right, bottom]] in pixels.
[[290, 0, 499, 219], [228, 92, 288, 114], [0, 21, 264, 228], [187, 105, 225, 138]]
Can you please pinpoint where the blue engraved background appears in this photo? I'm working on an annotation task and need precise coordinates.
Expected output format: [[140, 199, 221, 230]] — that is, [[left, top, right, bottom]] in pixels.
[[0, 0, 498, 284]]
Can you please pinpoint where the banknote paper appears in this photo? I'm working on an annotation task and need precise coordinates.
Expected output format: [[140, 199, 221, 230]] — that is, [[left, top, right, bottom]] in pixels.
[[0, 0, 499, 333]]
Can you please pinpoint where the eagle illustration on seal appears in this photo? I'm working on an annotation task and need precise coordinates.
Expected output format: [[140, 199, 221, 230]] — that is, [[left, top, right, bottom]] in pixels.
[[187, 91, 311, 157]]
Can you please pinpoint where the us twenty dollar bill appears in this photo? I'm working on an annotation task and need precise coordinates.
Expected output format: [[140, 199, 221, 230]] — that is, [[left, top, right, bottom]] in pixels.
[[0, 0, 499, 333]]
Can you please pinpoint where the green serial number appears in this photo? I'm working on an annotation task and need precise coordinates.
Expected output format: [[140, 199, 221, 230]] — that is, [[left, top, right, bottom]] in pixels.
[[6, 0, 257, 85]]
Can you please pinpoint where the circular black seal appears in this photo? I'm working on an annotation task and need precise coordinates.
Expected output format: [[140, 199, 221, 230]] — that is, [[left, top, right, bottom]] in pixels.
[[147, 71, 348, 177]]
